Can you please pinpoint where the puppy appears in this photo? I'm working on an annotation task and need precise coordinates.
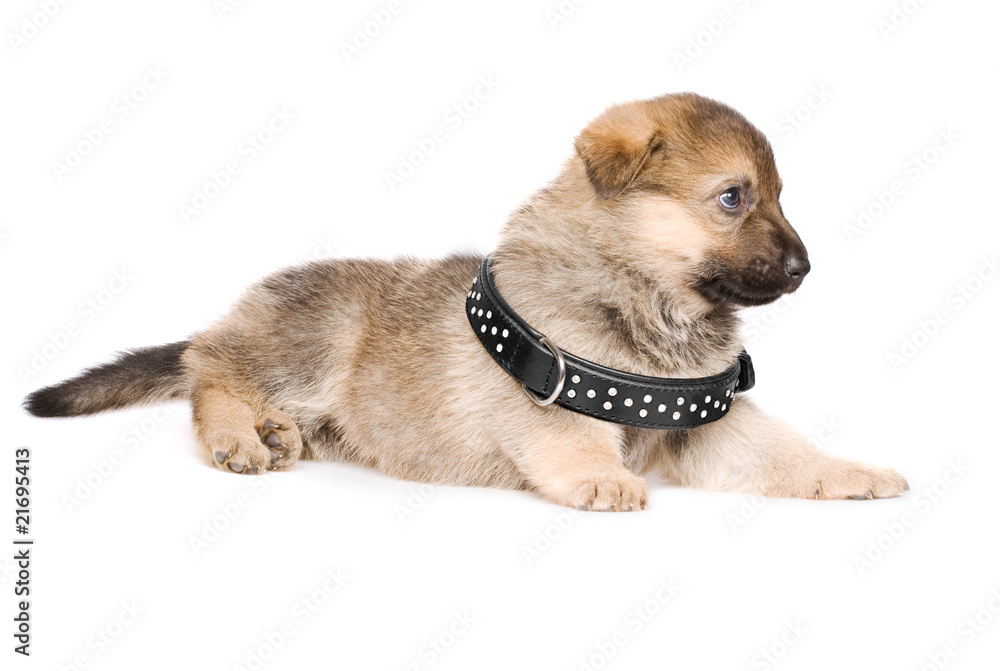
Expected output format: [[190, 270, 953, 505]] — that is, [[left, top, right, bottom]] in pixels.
[[25, 93, 907, 510]]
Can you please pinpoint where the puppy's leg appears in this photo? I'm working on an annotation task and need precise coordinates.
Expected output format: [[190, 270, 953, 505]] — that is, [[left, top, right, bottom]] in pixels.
[[191, 385, 303, 474], [509, 416, 648, 511], [661, 398, 908, 500]]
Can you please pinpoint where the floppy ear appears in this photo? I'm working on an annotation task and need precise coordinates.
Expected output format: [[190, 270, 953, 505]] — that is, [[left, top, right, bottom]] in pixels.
[[574, 103, 656, 199]]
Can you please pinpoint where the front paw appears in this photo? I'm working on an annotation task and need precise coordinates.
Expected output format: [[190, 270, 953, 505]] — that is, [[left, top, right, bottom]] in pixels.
[[805, 459, 909, 500], [554, 469, 649, 512]]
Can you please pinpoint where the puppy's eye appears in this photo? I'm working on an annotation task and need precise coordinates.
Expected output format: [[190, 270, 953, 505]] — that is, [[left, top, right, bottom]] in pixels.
[[719, 187, 741, 210]]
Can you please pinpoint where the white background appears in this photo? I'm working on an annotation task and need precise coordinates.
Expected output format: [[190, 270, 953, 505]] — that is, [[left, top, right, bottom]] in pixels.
[[3, 0, 999, 669]]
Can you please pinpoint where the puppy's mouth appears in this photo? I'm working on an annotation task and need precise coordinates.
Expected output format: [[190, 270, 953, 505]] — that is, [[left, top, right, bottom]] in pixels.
[[692, 271, 799, 307]]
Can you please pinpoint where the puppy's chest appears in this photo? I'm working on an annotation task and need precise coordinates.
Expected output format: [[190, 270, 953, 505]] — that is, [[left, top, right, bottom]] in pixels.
[[568, 317, 740, 379], [619, 424, 687, 473]]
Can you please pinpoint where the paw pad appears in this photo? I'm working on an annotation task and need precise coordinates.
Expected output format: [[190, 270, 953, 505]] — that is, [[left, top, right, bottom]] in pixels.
[[255, 413, 302, 471]]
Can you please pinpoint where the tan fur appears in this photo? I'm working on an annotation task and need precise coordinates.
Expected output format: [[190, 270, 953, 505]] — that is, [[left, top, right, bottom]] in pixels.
[[28, 93, 907, 509], [656, 398, 909, 499]]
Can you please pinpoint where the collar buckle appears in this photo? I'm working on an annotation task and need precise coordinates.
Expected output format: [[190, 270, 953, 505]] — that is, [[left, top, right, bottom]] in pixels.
[[522, 336, 566, 406]]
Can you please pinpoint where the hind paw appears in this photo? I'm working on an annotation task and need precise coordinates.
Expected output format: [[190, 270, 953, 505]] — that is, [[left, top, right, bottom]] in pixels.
[[212, 440, 271, 475], [254, 412, 302, 471], [206, 411, 302, 474]]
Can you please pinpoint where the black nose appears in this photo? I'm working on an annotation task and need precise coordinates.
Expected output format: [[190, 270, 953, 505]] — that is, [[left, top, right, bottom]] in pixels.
[[784, 256, 810, 281]]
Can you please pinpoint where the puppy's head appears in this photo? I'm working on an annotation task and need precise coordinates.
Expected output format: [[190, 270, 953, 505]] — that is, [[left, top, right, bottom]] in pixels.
[[574, 93, 809, 309]]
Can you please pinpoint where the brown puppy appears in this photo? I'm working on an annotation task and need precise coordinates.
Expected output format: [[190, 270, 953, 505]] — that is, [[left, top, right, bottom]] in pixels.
[[25, 93, 907, 510]]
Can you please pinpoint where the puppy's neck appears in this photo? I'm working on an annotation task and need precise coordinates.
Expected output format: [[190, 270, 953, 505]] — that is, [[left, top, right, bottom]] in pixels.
[[492, 180, 743, 378]]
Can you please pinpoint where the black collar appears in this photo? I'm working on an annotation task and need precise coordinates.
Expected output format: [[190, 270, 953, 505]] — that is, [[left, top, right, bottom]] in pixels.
[[466, 257, 754, 429]]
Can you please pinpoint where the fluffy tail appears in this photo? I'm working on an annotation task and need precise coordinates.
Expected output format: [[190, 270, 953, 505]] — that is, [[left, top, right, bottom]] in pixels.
[[23, 341, 190, 417]]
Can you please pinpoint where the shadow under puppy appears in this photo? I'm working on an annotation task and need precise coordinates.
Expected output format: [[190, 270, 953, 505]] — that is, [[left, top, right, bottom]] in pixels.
[[25, 92, 908, 511]]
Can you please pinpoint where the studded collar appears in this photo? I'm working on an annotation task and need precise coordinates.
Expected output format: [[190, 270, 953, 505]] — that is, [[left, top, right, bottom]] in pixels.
[[466, 256, 755, 429]]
